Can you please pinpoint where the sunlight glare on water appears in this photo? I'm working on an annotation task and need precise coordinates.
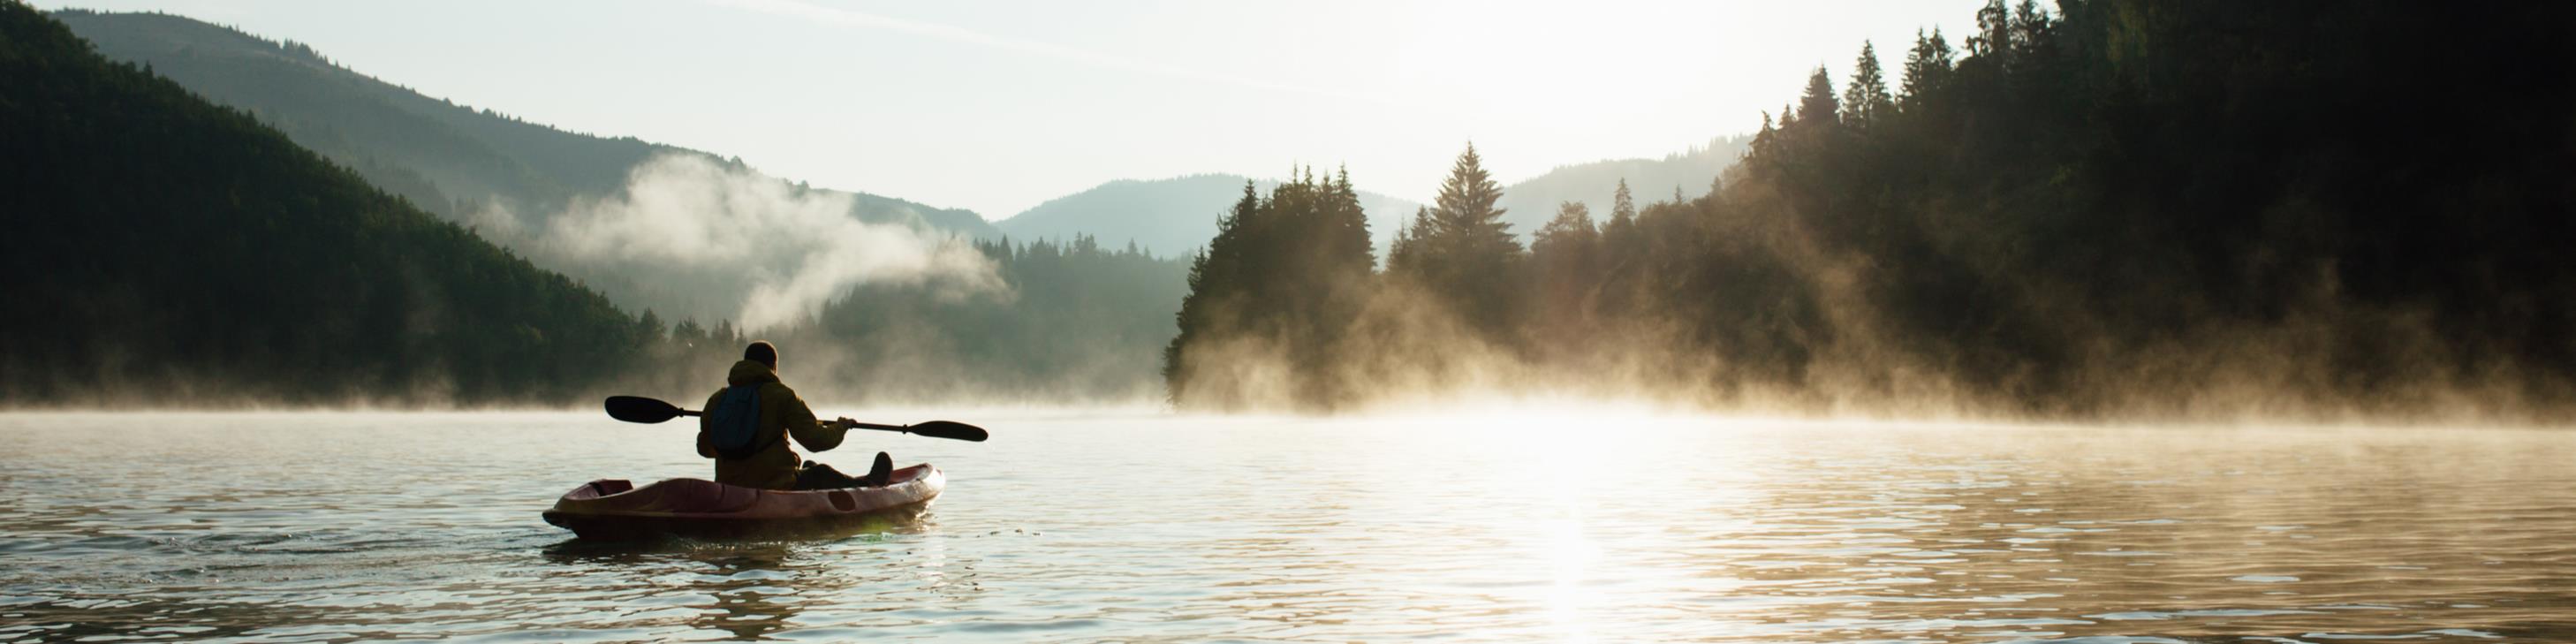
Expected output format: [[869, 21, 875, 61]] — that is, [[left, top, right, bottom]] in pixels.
[[2, 410, 2572, 641]]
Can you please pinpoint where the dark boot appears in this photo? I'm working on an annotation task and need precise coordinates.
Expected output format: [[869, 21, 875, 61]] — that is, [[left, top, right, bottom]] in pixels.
[[793, 462, 862, 490], [863, 451, 894, 487]]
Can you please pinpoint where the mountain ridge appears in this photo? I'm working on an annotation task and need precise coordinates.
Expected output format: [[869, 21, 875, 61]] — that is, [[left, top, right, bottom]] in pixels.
[[51, 9, 1004, 241], [996, 136, 1752, 259]]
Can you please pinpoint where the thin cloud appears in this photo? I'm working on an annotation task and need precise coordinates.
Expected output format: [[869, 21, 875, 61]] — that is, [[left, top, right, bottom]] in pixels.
[[709, 0, 1405, 107]]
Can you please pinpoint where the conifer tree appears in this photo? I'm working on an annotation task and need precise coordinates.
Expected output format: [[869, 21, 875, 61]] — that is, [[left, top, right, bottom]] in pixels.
[[1900, 28, 1955, 105], [1612, 178, 1637, 222], [2011, 0, 2052, 62], [1391, 143, 1526, 335], [1603, 178, 1641, 257], [1428, 143, 1514, 251], [1752, 110, 1780, 157], [1797, 67, 1840, 127], [1842, 41, 1894, 130], [1970, 0, 2012, 58], [1534, 201, 1597, 259], [1388, 206, 1434, 276], [1324, 165, 1375, 271], [1164, 170, 1378, 409]]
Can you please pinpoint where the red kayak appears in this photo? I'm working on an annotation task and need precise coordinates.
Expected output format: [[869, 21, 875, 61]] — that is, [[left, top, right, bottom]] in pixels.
[[543, 464, 944, 540]]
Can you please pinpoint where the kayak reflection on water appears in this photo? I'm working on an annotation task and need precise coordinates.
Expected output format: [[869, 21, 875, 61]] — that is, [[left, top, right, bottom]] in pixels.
[[696, 341, 895, 490]]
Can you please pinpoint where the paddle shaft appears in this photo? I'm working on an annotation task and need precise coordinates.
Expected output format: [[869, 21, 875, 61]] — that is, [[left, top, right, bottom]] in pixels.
[[669, 408, 909, 433], [603, 395, 987, 441]]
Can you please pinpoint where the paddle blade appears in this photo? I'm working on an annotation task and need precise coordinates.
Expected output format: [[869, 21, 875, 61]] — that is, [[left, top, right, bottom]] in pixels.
[[604, 396, 689, 424], [905, 420, 989, 442]]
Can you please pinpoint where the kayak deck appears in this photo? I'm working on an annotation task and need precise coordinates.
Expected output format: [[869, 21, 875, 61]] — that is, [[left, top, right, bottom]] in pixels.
[[543, 464, 943, 541]]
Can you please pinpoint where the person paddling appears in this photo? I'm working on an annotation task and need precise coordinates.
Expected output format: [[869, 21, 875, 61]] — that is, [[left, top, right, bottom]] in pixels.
[[699, 341, 895, 490]]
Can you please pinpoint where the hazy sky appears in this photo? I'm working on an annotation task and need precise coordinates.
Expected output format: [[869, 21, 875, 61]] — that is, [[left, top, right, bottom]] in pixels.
[[44, 0, 1983, 218]]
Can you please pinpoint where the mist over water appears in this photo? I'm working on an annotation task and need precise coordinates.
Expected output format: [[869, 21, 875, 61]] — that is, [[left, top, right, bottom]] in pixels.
[[4, 411, 2571, 641], [474, 153, 1004, 331], [11, 1, 2575, 638]]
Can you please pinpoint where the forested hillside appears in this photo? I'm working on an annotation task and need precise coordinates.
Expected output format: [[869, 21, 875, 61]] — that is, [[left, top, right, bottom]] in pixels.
[[50, 10, 1001, 239], [0, 3, 654, 405], [1165, 0, 2576, 421], [3, 8, 1197, 406]]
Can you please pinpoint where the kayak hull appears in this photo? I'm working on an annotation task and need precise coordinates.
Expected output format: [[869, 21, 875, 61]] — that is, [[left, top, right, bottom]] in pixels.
[[542, 464, 943, 541]]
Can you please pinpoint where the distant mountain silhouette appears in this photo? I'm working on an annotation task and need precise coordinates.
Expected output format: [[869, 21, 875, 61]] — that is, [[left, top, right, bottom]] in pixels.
[[996, 137, 1749, 260], [998, 174, 1425, 259], [51, 10, 1001, 240], [1494, 135, 1752, 229]]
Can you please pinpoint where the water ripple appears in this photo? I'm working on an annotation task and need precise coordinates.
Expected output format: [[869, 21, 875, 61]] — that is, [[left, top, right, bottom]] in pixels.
[[1, 413, 2572, 641]]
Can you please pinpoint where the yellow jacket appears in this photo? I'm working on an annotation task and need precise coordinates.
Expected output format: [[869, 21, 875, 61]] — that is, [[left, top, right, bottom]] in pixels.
[[698, 360, 846, 489]]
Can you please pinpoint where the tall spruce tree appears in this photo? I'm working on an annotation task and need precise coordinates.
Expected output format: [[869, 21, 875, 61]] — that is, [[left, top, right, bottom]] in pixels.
[[1388, 206, 1435, 276], [1602, 178, 1641, 258], [1797, 67, 1840, 126], [1428, 143, 1514, 250], [1900, 28, 1955, 105], [1842, 41, 1895, 130], [1969, 0, 2012, 59], [1392, 143, 1527, 336]]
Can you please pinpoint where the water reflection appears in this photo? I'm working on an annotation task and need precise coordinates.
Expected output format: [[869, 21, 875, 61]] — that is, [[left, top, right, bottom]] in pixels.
[[0, 413, 2572, 640], [534, 518, 945, 640]]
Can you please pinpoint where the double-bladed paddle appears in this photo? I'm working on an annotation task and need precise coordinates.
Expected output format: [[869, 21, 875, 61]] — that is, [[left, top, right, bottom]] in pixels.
[[603, 395, 989, 442]]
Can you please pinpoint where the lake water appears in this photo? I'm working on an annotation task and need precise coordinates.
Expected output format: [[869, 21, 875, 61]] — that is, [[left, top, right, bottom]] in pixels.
[[2, 411, 2571, 642]]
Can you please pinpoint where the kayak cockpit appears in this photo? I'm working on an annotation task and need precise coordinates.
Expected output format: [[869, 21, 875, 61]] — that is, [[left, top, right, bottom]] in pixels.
[[564, 479, 633, 501]]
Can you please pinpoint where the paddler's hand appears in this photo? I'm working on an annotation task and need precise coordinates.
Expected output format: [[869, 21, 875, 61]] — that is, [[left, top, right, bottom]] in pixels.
[[833, 417, 858, 431]]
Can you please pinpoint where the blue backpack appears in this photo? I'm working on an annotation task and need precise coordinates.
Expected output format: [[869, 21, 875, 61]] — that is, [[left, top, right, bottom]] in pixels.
[[705, 384, 770, 459]]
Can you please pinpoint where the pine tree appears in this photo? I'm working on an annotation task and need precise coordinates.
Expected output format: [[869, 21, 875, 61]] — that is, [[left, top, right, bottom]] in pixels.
[[2011, 0, 2053, 63], [1603, 178, 1640, 256], [1797, 67, 1840, 127], [1326, 165, 1375, 270], [1390, 143, 1527, 335], [1613, 178, 1637, 222], [1842, 41, 1894, 130], [1164, 171, 1376, 409], [1752, 110, 1780, 156], [1388, 206, 1434, 276], [638, 309, 665, 340], [1428, 142, 1514, 251], [1596, 180, 1638, 230], [1900, 28, 1955, 105], [1970, 0, 2012, 58], [1534, 201, 1596, 258]]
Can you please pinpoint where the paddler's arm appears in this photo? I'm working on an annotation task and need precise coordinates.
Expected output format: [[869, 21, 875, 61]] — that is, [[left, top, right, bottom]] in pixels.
[[695, 390, 722, 458], [779, 386, 853, 452]]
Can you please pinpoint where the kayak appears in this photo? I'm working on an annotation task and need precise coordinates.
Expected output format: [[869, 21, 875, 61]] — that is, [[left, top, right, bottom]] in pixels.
[[542, 464, 944, 541]]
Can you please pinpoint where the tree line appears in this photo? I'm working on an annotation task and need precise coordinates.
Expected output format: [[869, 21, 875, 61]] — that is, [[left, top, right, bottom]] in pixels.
[[3, 4, 1193, 407], [610, 233, 1186, 404], [1165, 0, 2576, 420]]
